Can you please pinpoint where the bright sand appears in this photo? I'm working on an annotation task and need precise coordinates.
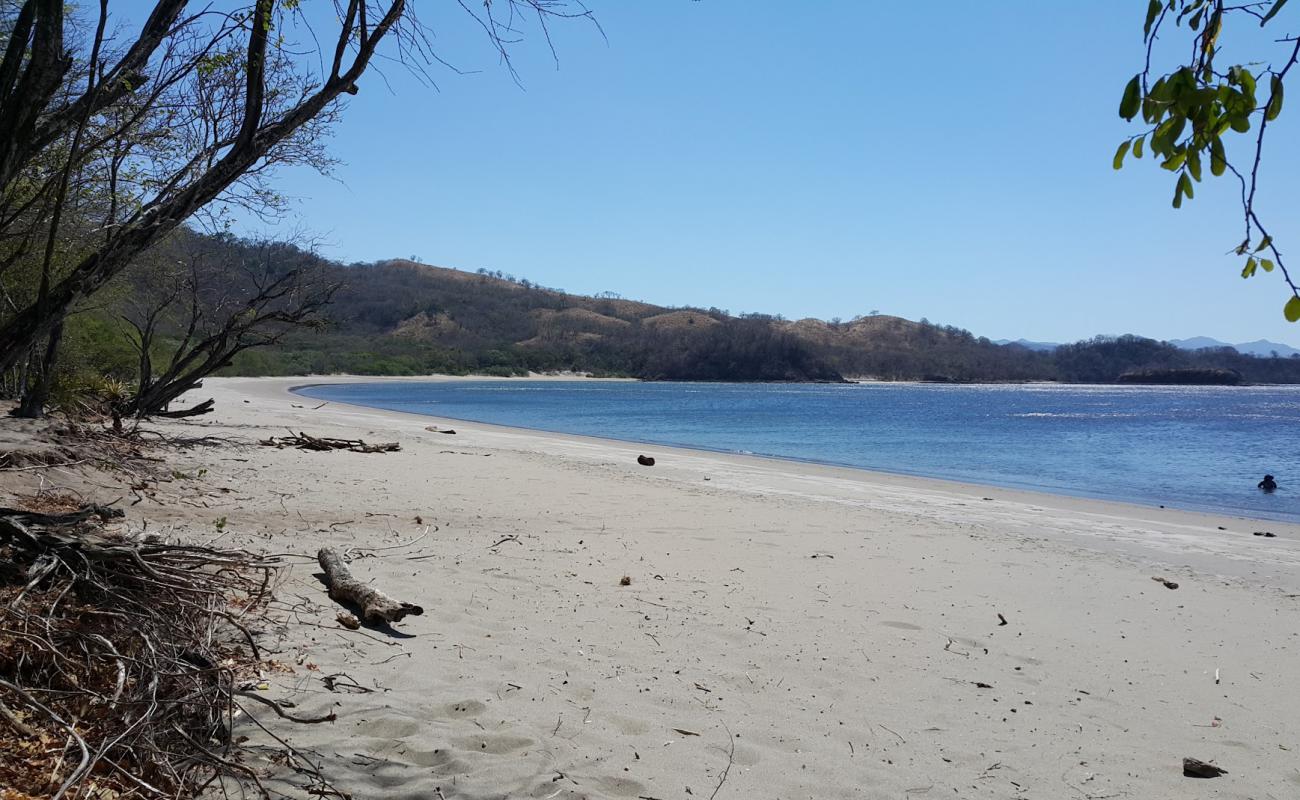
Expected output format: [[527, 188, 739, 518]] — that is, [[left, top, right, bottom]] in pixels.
[[44, 377, 1300, 798]]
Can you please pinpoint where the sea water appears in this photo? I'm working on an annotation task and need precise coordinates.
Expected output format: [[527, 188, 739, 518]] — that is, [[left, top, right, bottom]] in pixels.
[[294, 381, 1300, 522]]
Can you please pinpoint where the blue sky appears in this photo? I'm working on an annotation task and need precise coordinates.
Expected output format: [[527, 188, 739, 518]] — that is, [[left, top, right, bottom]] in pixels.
[[245, 1, 1299, 346]]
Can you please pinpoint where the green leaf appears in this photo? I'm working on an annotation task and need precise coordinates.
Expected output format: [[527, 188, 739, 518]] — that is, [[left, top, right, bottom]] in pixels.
[[1238, 67, 1257, 98], [1262, 0, 1289, 26], [1180, 172, 1194, 200], [1145, 77, 1169, 123], [1113, 140, 1131, 170], [1187, 150, 1202, 182], [1145, 0, 1163, 37], [1167, 115, 1186, 143], [1161, 150, 1187, 171], [1133, 137, 1144, 158], [1120, 75, 1142, 120], [1230, 114, 1251, 133], [1152, 116, 1179, 153], [1173, 179, 1185, 209], [1210, 138, 1227, 176], [1243, 257, 1258, 278], [1286, 295, 1300, 322], [1256, 236, 1273, 252], [1261, 258, 1276, 272], [1267, 76, 1284, 121]]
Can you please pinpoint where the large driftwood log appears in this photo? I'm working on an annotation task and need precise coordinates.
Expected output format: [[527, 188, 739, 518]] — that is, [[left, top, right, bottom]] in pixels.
[[317, 547, 424, 625]]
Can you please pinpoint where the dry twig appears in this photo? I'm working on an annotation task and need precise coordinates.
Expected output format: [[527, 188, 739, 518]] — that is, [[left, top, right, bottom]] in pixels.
[[260, 431, 399, 453], [0, 504, 321, 798]]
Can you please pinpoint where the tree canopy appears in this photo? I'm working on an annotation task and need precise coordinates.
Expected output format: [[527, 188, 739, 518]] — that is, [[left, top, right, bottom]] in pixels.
[[1115, 0, 1298, 320], [0, 0, 596, 415]]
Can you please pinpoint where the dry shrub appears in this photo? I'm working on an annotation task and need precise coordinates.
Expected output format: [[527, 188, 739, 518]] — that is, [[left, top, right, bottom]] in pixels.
[[9, 491, 82, 515], [0, 505, 282, 798]]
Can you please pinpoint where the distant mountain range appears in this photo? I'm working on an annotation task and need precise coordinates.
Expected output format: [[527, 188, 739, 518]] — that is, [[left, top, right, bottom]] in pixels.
[[994, 338, 1060, 352], [1167, 337, 1300, 357], [995, 337, 1300, 358]]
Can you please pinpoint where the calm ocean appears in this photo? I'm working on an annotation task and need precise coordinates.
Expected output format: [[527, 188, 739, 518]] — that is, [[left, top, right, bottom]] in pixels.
[[294, 381, 1300, 522]]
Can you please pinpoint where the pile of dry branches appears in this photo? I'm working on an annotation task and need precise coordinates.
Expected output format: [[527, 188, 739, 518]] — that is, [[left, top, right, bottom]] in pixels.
[[0, 421, 159, 477], [0, 503, 281, 799], [259, 432, 399, 453]]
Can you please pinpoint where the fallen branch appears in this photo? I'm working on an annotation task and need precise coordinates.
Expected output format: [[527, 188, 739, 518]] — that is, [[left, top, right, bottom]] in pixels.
[[318, 546, 424, 624], [260, 431, 400, 453], [155, 397, 216, 418], [237, 691, 337, 724]]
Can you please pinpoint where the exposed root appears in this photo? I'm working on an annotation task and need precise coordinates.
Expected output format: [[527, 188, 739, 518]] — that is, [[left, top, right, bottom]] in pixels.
[[0, 504, 314, 799]]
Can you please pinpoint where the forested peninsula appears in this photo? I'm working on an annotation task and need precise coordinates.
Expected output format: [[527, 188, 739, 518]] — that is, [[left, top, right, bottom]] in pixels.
[[46, 230, 1300, 391]]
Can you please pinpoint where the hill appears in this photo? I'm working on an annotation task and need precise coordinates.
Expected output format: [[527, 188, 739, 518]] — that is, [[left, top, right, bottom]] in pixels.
[[57, 235, 1267, 385], [209, 254, 1300, 384], [232, 259, 846, 381], [230, 257, 1076, 382]]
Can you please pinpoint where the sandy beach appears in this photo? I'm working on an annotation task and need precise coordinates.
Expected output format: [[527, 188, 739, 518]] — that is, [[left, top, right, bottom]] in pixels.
[[9, 375, 1299, 800]]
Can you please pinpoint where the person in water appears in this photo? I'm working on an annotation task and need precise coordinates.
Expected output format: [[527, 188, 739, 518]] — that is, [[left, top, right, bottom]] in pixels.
[[1258, 474, 1278, 492]]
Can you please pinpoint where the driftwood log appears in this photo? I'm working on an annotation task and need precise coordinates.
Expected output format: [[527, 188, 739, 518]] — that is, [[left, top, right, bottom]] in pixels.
[[317, 546, 424, 624]]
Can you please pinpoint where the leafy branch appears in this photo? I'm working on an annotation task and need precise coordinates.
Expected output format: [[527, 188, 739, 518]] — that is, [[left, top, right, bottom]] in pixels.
[[1115, 0, 1300, 320]]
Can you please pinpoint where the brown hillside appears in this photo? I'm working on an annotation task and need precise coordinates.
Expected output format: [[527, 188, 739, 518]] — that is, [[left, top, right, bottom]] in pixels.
[[642, 310, 722, 330], [391, 311, 462, 341], [533, 307, 632, 332], [782, 315, 933, 350]]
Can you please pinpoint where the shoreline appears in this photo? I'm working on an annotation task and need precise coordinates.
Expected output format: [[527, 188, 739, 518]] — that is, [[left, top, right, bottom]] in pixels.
[[216, 376, 1300, 591], [17, 374, 1294, 799], [284, 374, 1300, 529]]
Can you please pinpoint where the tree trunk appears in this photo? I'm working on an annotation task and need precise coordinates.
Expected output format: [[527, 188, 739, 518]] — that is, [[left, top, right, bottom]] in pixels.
[[0, 0, 407, 374], [13, 317, 63, 419]]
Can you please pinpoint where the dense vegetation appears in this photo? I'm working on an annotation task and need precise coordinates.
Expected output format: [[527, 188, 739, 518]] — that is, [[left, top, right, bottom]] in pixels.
[[70, 237, 1288, 386], [31, 233, 1300, 390]]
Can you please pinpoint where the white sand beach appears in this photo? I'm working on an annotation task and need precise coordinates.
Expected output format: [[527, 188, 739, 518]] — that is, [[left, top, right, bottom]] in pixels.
[[12, 376, 1300, 800]]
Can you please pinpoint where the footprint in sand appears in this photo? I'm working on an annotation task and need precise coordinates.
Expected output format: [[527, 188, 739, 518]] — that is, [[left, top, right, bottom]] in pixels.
[[402, 746, 473, 772], [569, 775, 646, 798], [605, 712, 651, 736], [452, 733, 537, 755], [352, 716, 421, 738]]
